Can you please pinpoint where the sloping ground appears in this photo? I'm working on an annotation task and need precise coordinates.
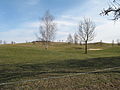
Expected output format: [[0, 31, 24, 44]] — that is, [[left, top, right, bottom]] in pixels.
[[0, 56, 120, 84], [0, 43, 120, 89], [0, 72, 120, 90]]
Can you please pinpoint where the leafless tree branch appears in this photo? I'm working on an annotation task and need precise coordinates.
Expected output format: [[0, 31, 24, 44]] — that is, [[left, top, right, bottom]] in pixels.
[[78, 18, 95, 54], [100, 0, 120, 20], [37, 10, 57, 49]]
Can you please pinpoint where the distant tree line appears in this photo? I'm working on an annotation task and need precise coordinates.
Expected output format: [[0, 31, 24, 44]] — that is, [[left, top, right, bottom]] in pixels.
[[0, 40, 16, 44]]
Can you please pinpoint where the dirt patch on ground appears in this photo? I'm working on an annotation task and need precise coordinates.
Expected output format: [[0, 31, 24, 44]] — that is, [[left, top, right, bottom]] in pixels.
[[88, 48, 103, 51]]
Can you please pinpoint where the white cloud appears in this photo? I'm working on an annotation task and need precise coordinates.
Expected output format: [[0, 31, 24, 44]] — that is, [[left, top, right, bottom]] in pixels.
[[94, 21, 120, 42], [57, 0, 120, 42], [55, 20, 77, 27], [22, 21, 40, 28], [23, 20, 76, 29], [1, 0, 120, 43], [61, 15, 82, 21], [0, 28, 37, 43]]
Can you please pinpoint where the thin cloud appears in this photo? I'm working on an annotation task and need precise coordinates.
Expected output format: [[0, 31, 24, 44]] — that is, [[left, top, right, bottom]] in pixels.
[[55, 20, 77, 26], [22, 21, 40, 28], [0, 0, 119, 43]]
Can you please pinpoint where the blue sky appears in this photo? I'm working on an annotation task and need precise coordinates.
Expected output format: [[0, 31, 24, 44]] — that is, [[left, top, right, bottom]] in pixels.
[[0, 0, 120, 43]]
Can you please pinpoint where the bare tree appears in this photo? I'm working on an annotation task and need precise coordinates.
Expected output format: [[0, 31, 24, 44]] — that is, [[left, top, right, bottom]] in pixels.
[[79, 41, 82, 45], [37, 10, 57, 49], [100, 0, 120, 20], [11, 41, 14, 44], [67, 34, 73, 44], [74, 33, 79, 44], [117, 39, 120, 45], [3, 41, 6, 44], [100, 40, 103, 46], [78, 18, 95, 54], [0, 40, 2, 44], [112, 40, 114, 46]]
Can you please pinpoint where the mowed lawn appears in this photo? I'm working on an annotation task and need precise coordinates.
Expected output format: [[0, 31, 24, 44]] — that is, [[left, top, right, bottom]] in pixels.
[[0, 42, 120, 89]]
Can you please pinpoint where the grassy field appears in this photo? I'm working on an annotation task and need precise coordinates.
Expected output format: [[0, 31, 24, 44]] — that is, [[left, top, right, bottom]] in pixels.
[[0, 42, 120, 89]]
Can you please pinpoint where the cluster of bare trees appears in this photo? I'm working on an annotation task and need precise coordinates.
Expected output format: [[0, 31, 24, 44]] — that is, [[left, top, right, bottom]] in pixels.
[[117, 39, 120, 45], [37, 10, 96, 54], [112, 39, 120, 46], [67, 18, 96, 54], [0, 40, 16, 45], [67, 34, 74, 44], [37, 1, 120, 53], [74, 33, 79, 44], [0, 40, 7, 44], [11, 41, 16, 44], [67, 33, 79, 44]]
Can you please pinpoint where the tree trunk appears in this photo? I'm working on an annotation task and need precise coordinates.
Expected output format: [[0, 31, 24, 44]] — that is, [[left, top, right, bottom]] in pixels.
[[85, 41, 87, 54], [45, 41, 48, 50]]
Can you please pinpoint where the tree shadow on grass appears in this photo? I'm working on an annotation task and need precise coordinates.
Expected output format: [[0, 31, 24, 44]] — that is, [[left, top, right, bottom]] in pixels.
[[0, 56, 120, 83]]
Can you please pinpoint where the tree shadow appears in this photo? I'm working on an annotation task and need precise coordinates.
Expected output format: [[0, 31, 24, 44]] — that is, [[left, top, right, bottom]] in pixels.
[[0, 56, 120, 83]]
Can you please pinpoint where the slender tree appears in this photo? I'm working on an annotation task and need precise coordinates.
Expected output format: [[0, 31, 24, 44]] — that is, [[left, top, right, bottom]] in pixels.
[[112, 40, 114, 46], [3, 41, 6, 44], [0, 40, 2, 44], [74, 33, 79, 44], [37, 10, 57, 49], [100, 40, 103, 46], [78, 18, 95, 54], [67, 34, 73, 44], [117, 39, 120, 46]]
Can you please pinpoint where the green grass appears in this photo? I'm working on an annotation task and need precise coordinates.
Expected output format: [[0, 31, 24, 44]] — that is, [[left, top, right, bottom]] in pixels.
[[0, 42, 120, 89]]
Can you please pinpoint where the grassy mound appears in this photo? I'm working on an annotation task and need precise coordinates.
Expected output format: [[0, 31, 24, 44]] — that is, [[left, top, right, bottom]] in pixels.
[[0, 42, 120, 89]]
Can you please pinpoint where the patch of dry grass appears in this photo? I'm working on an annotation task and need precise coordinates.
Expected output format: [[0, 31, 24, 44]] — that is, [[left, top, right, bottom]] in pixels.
[[0, 73, 120, 90]]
